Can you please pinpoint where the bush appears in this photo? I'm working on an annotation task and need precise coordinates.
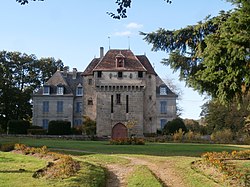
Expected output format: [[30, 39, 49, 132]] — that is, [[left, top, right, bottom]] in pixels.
[[173, 129, 184, 142], [82, 116, 96, 136], [211, 129, 234, 143], [110, 138, 145, 145], [27, 129, 47, 135], [163, 118, 187, 135], [48, 120, 71, 135], [7, 120, 30, 134], [0, 143, 15, 152]]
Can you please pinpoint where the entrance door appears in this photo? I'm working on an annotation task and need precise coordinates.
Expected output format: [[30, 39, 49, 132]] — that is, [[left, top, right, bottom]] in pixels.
[[112, 123, 128, 139]]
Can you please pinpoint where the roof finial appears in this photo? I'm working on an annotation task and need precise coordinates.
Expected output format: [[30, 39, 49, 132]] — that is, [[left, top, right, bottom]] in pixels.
[[128, 36, 130, 50], [108, 36, 111, 50]]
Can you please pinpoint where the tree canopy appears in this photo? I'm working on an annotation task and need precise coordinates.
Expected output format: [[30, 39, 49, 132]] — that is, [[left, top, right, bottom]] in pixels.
[[141, 0, 250, 104], [0, 51, 63, 126]]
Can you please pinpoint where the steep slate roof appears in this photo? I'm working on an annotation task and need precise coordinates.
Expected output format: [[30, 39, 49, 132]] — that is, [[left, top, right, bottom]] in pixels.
[[34, 70, 83, 96], [83, 49, 157, 75]]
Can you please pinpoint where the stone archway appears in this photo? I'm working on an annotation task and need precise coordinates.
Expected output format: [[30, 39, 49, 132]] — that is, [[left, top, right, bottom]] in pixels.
[[112, 123, 128, 139]]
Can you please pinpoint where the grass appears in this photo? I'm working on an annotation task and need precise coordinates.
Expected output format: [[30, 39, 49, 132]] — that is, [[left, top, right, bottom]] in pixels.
[[1, 136, 249, 157], [127, 165, 162, 187], [0, 151, 105, 187]]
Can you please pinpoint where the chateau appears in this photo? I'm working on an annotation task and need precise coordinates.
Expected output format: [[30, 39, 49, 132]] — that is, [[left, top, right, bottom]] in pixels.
[[33, 48, 177, 138]]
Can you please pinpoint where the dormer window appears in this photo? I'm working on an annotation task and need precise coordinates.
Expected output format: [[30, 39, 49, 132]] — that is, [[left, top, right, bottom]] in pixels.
[[57, 85, 64, 95], [160, 87, 167, 95], [116, 52, 125, 68], [43, 86, 50, 95], [76, 85, 83, 96]]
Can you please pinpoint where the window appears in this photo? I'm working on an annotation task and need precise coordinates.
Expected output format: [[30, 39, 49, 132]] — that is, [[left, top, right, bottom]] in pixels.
[[116, 94, 121, 104], [160, 119, 167, 129], [57, 101, 63, 113], [88, 79, 93, 85], [138, 71, 143, 78], [57, 86, 64, 95], [42, 101, 49, 113], [88, 98, 93, 105], [75, 102, 82, 113], [97, 71, 102, 78], [160, 87, 167, 95], [117, 72, 123, 78], [111, 95, 114, 113], [160, 101, 167, 113], [42, 119, 49, 129], [43, 86, 50, 95], [149, 95, 152, 100], [126, 95, 129, 113], [76, 86, 83, 96], [74, 119, 82, 126], [117, 58, 124, 67]]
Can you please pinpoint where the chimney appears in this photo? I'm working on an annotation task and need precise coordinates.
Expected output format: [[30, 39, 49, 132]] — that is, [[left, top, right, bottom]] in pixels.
[[73, 68, 77, 79], [100, 47, 104, 58], [63, 66, 69, 77]]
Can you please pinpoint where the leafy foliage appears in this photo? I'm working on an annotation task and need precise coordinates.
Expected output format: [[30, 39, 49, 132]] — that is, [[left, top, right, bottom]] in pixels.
[[0, 51, 63, 127], [16, 0, 43, 5], [142, 0, 250, 104], [82, 116, 96, 136], [7, 120, 30, 134], [163, 117, 187, 134], [48, 120, 71, 135]]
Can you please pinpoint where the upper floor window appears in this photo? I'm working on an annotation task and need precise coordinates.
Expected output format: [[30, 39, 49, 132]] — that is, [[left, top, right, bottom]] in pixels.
[[88, 98, 93, 105], [57, 101, 64, 113], [43, 101, 49, 113], [76, 86, 83, 96], [88, 79, 93, 85], [160, 87, 167, 95], [116, 52, 125, 68], [75, 102, 82, 113], [57, 86, 64, 95], [116, 94, 121, 104], [43, 86, 50, 95], [160, 101, 167, 114], [138, 71, 143, 78], [117, 71, 123, 78], [97, 71, 102, 78]]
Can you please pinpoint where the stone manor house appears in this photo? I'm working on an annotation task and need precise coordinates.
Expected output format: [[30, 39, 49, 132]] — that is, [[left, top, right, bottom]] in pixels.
[[33, 47, 177, 138]]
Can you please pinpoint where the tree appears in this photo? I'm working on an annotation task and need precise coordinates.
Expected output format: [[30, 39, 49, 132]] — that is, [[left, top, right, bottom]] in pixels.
[[0, 51, 63, 129], [16, 0, 172, 19], [141, 0, 250, 104], [200, 96, 250, 134], [82, 116, 96, 136]]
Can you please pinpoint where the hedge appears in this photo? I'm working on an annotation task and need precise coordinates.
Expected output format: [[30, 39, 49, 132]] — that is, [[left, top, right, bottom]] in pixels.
[[48, 120, 71, 135], [7, 120, 30, 134]]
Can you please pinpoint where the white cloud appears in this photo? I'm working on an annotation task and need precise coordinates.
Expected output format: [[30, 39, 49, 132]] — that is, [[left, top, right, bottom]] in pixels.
[[126, 22, 143, 29], [114, 31, 132, 36]]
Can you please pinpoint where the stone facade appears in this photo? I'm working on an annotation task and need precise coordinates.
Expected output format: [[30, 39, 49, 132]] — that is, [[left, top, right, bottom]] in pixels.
[[83, 48, 177, 137], [33, 48, 177, 137], [32, 68, 83, 128]]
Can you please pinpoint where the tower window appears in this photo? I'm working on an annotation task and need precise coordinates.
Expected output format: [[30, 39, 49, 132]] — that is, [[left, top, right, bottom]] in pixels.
[[97, 71, 102, 78], [117, 72, 123, 78], [138, 71, 143, 78], [116, 94, 121, 104]]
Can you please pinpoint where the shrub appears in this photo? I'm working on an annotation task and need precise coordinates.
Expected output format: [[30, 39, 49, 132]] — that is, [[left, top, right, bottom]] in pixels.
[[0, 143, 15, 152], [163, 118, 187, 135], [27, 129, 47, 135], [173, 129, 184, 142], [82, 116, 96, 136], [7, 120, 30, 134], [110, 138, 145, 145], [211, 129, 234, 143], [48, 120, 71, 135]]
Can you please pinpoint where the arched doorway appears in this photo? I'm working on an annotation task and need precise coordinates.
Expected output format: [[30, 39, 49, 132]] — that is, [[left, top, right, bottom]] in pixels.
[[112, 123, 128, 139]]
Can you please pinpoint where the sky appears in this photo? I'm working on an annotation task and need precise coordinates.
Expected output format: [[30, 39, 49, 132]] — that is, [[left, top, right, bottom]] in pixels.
[[0, 0, 234, 120]]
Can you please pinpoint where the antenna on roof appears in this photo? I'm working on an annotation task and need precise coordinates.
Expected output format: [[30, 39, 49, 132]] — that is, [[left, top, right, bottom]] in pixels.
[[108, 36, 111, 50], [128, 36, 130, 50]]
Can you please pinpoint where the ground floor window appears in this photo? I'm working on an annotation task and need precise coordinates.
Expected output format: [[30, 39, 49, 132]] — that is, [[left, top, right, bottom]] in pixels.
[[74, 119, 82, 126], [42, 119, 49, 129], [160, 119, 167, 129]]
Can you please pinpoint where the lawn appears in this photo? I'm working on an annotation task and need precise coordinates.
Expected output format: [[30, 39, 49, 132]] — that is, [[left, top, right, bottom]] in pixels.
[[0, 137, 249, 187], [1, 136, 249, 157]]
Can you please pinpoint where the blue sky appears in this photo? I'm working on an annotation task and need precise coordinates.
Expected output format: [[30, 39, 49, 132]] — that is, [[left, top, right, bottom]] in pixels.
[[0, 0, 234, 119]]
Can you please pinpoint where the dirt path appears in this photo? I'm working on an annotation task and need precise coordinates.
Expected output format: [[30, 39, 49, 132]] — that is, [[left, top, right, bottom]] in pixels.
[[105, 156, 187, 187]]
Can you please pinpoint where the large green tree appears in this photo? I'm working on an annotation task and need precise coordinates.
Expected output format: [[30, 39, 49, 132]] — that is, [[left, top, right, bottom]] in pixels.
[[141, 0, 250, 104], [0, 51, 63, 127]]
